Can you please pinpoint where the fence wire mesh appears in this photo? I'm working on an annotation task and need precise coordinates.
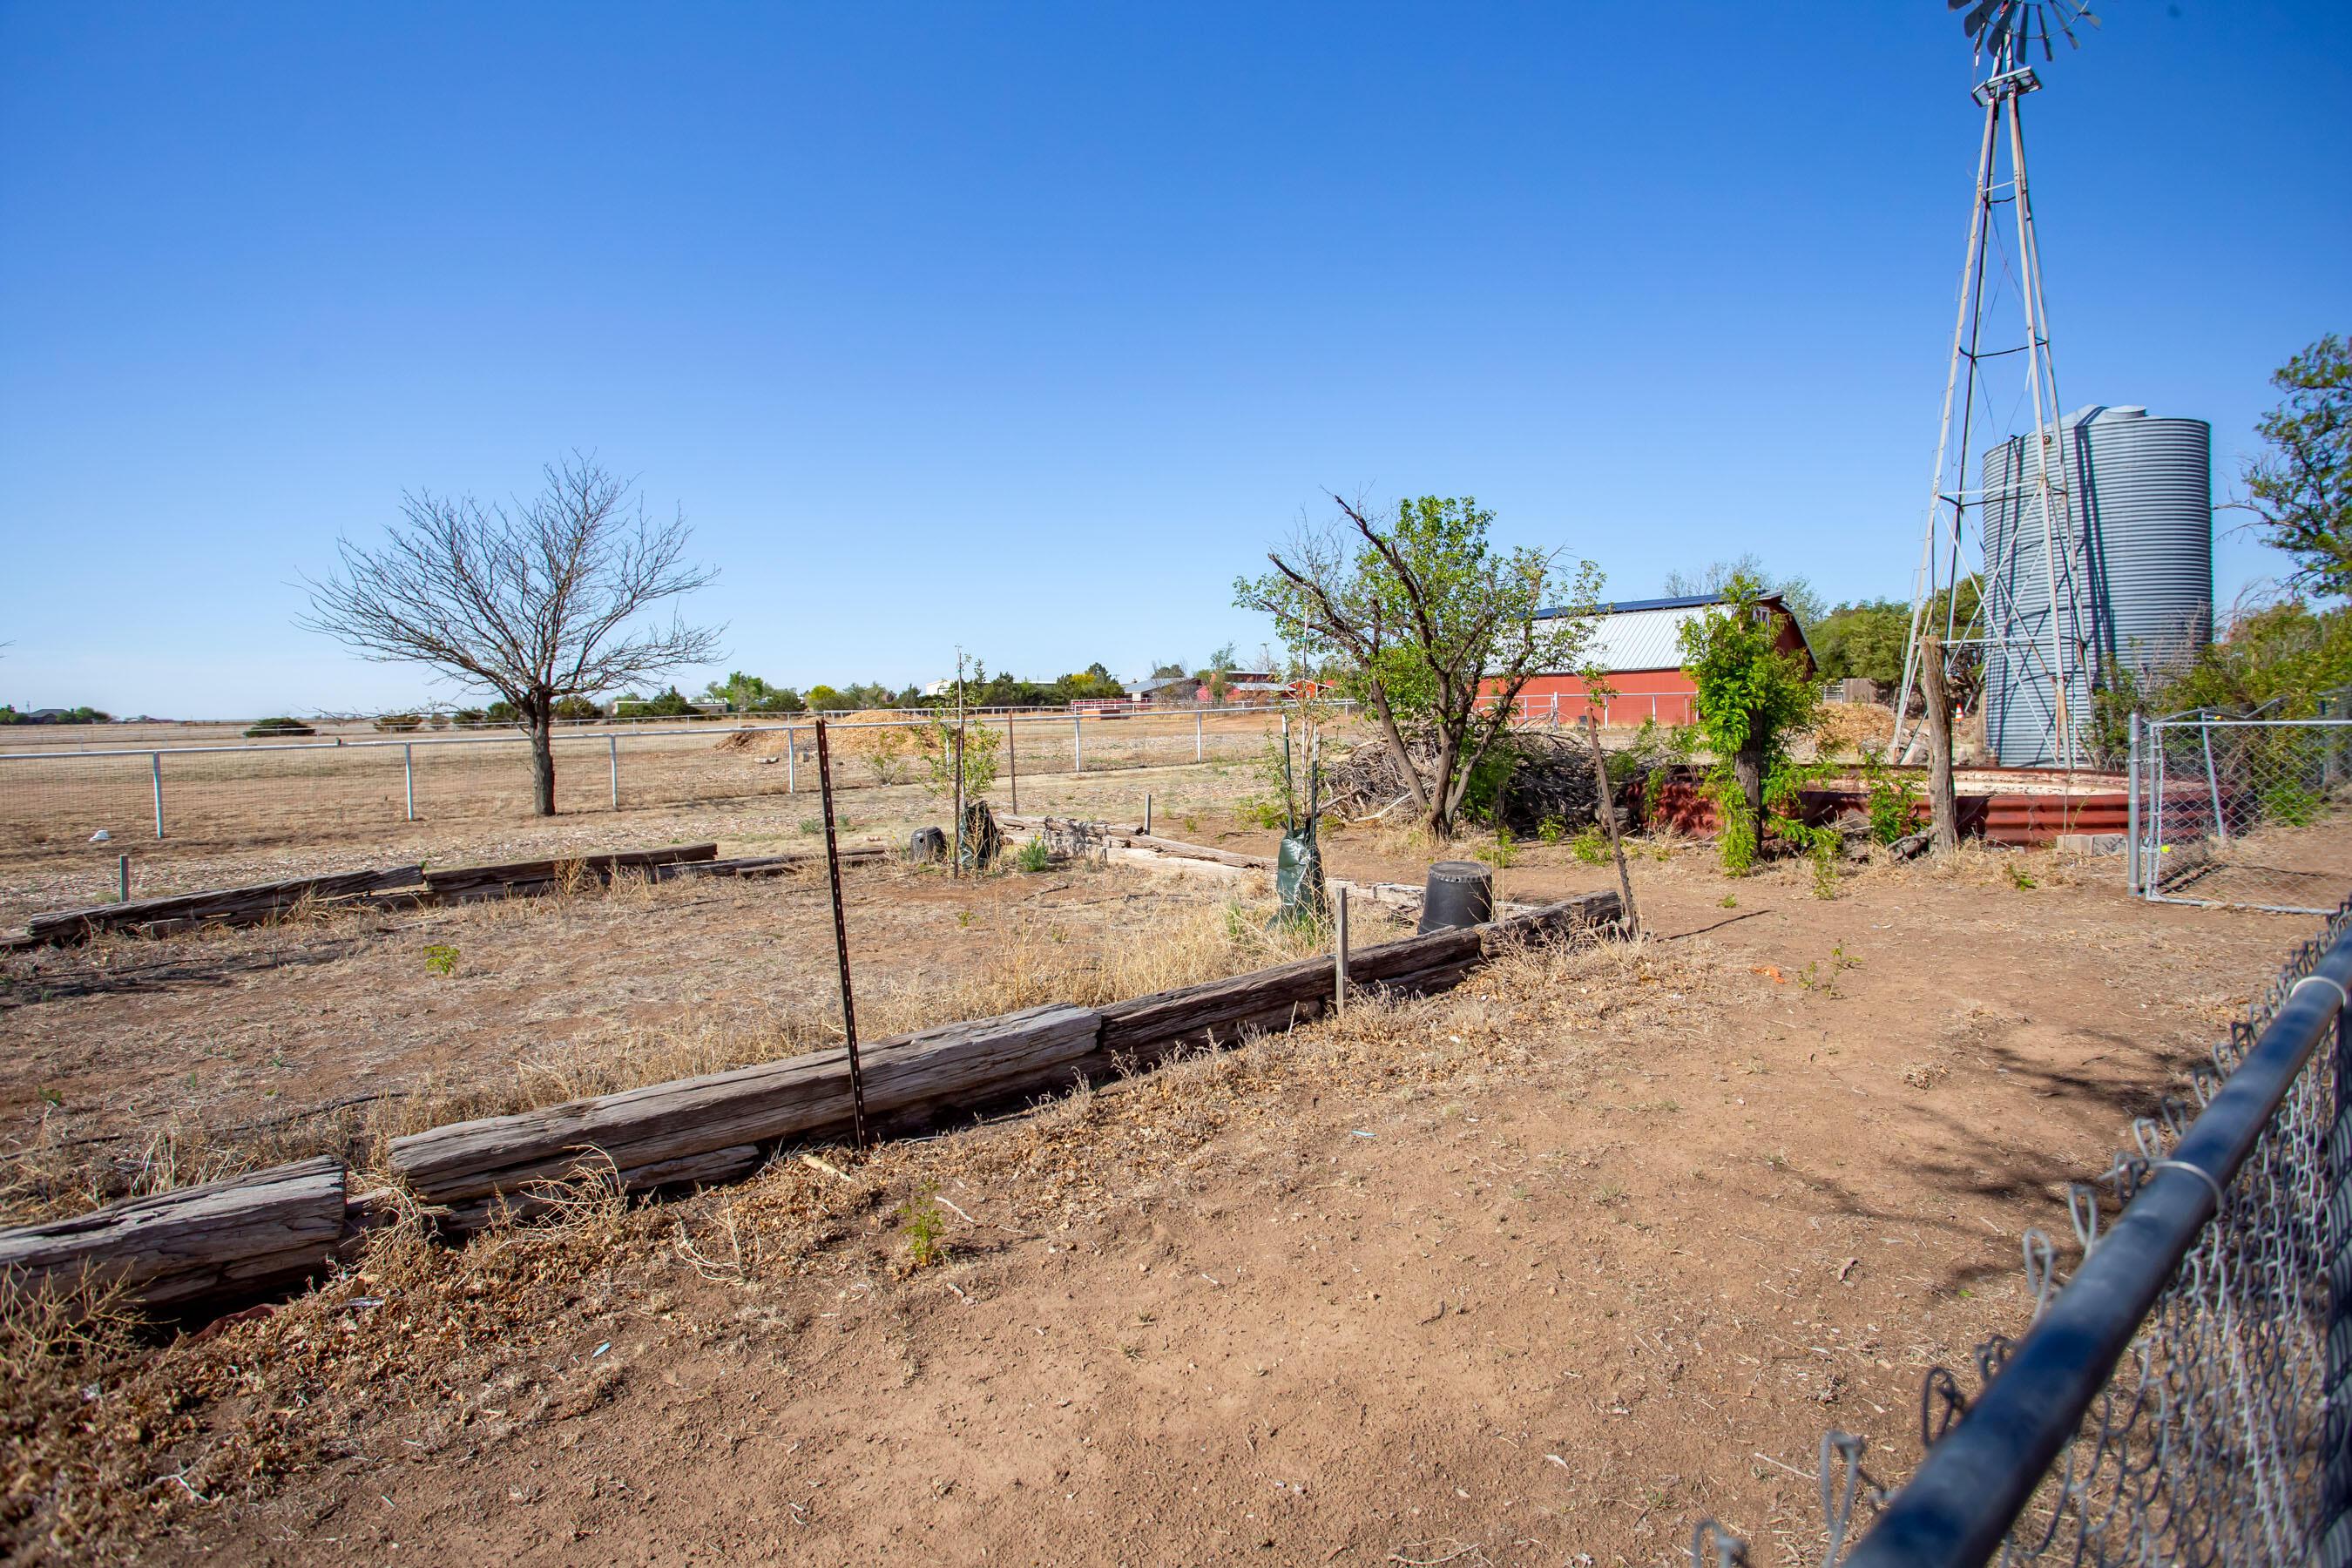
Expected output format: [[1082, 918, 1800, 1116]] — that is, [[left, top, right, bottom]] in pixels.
[[1693, 899, 2352, 1567], [2132, 714, 2352, 914], [0, 709, 1294, 860]]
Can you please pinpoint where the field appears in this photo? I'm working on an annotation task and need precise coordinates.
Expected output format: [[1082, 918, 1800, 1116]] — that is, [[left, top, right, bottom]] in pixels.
[[2, 750, 2340, 1564], [0, 708, 1289, 872]]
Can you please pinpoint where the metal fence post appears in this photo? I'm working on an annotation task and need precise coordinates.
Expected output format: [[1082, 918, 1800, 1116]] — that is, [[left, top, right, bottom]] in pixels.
[[1008, 715, 1018, 813], [151, 752, 164, 840], [404, 742, 416, 822], [1195, 710, 1203, 761], [609, 733, 620, 810], [2202, 718, 2228, 844], [1074, 713, 1083, 773], [2125, 713, 2140, 895], [2328, 997, 2352, 1568], [786, 726, 796, 792]]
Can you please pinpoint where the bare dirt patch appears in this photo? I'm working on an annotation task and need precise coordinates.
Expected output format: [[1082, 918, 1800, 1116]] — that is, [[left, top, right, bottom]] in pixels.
[[0, 812, 2327, 1565]]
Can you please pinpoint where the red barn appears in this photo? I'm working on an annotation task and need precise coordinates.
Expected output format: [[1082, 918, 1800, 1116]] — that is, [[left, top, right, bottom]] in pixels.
[[1480, 593, 1814, 727]]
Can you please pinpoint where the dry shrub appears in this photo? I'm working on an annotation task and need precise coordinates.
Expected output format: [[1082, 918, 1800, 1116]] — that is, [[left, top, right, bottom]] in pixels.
[[1854, 839, 2081, 890]]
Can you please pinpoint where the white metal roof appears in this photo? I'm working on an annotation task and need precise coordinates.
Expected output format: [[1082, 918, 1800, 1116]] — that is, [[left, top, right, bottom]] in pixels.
[[1533, 593, 1810, 673]]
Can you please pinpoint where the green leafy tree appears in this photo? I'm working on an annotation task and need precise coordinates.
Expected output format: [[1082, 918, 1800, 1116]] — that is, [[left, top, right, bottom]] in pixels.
[[2242, 334, 2351, 596], [703, 671, 804, 713], [1809, 599, 1909, 687], [804, 684, 847, 713], [2165, 599, 2352, 717], [1055, 668, 1125, 702], [1678, 578, 1824, 872], [1237, 493, 1603, 836]]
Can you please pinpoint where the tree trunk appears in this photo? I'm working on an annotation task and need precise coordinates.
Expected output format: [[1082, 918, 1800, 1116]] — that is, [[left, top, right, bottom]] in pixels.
[[527, 695, 557, 817], [1923, 637, 1959, 855], [1427, 729, 1463, 837], [1365, 682, 1430, 819], [1733, 746, 1765, 845]]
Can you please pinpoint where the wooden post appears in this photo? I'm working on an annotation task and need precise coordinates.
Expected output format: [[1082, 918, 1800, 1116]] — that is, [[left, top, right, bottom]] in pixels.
[[1145, 792, 1152, 836], [813, 720, 868, 1149], [1923, 636, 1960, 856], [1335, 887, 1349, 1019], [1579, 715, 1639, 935]]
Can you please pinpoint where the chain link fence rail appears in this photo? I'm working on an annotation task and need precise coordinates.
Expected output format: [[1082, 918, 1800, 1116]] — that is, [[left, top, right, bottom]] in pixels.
[[0, 708, 1301, 859], [2127, 713, 2352, 914], [1693, 899, 2352, 1568]]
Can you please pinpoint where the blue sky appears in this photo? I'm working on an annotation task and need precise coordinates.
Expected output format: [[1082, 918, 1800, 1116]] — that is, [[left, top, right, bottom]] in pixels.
[[3, 1, 2346, 716]]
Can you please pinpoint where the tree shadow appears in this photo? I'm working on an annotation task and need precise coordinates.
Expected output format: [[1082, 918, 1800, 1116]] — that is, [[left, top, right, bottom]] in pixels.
[[0, 939, 364, 1010]]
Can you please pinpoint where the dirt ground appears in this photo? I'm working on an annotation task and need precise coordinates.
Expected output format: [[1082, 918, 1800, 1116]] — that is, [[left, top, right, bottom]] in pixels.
[[2, 807, 2334, 1565], [0, 855, 1328, 1224]]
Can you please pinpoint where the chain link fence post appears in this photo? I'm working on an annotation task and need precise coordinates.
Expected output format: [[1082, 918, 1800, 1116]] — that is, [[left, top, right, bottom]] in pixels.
[[151, 751, 164, 840], [404, 741, 416, 822], [2126, 711, 2141, 895], [609, 733, 620, 811]]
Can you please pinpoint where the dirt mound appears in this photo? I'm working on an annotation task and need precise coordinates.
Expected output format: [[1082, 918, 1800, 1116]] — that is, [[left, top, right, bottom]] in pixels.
[[712, 710, 925, 760], [1813, 701, 1896, 758]]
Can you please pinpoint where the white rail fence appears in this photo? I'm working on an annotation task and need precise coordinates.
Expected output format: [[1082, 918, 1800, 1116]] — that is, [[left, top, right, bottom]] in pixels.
[[0, 709, 1298, 855]]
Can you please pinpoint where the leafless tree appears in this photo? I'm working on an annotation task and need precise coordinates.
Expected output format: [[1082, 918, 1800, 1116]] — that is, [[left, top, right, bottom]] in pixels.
[[301, 455, 723, 815]]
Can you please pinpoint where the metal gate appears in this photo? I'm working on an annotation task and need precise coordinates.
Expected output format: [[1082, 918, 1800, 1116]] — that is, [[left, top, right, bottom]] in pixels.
[[2129, 710, 2352, 914]]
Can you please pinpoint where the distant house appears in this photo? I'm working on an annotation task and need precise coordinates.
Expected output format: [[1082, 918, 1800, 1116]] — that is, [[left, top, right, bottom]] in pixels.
[[1480, 593, 1814, 727], [1121, 676, 1193, 705]]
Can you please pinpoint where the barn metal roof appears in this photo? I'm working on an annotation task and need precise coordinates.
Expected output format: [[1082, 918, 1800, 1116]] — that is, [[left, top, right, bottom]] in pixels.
[[1532, 593, 1811, 673]]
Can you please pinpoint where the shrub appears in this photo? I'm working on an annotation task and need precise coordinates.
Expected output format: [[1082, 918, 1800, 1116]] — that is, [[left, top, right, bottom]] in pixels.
[[373, 713, 422, 733], [1677, 582, 1825, 873], [1570, 825, 1610, 866], [1016, 835, 1052, 872], [553, 696, 602, 722], [1861, 755, 1921, 845], [245, 717, 316, 738]]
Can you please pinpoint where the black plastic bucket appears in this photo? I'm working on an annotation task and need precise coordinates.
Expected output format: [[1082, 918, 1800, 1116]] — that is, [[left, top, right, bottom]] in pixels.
[[1417, 860, 1494, 933], [907, 827, 948, 863]]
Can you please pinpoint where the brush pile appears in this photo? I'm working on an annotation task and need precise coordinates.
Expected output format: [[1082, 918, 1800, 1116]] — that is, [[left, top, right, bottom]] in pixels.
[[1324, 732, 1637, 835]]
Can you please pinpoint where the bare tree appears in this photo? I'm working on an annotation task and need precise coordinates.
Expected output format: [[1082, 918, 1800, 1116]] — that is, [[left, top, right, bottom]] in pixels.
[[301, 455, 723, 815]]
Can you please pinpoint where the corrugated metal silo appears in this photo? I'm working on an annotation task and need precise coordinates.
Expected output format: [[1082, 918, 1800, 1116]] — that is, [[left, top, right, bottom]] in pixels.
[[1981, 406, 2213, 767]]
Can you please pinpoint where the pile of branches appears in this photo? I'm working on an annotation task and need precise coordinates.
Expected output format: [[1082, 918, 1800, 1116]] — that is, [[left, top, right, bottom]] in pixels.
[[1324, 731, 1637, 835]]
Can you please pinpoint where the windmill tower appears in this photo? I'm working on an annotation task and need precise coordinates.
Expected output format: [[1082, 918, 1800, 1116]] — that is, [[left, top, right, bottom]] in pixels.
[[1889, 0, 2100, 770]]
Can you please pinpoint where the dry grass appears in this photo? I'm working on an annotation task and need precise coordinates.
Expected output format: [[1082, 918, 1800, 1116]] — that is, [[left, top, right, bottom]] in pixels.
[[0, 917, 1671, 1561], [0, 864, 1333, 1223]]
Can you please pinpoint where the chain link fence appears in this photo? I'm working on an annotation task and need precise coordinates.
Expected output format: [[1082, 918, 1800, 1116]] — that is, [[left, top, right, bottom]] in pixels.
[[1693, 899, 2352, 1568], [2128, 712, 2352, 914], [0, 709, 1295, 860]]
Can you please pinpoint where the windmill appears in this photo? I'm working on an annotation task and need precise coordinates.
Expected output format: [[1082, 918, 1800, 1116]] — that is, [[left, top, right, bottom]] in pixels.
[[1887, 0, 2101, 771]]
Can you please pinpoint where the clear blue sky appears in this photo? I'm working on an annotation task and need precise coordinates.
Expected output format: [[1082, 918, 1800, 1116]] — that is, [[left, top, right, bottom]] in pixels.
[[3, 1, 2346, 717]]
